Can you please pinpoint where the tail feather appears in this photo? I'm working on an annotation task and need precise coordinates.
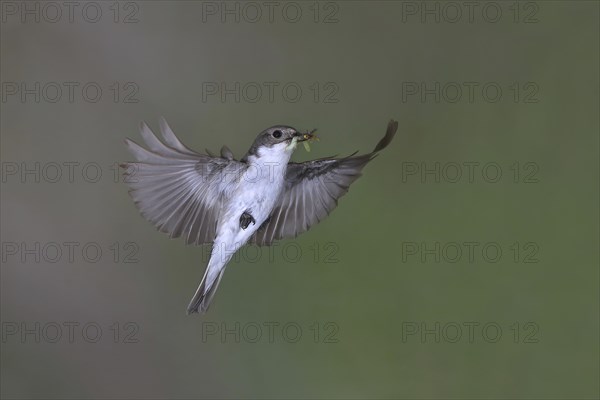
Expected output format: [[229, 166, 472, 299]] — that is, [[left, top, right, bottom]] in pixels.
[[186, 268, 226, 314], [186, 246, 231, 314]]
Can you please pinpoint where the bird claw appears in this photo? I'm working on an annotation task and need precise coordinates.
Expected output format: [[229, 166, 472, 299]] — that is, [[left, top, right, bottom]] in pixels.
[[240, 211, 256, 230]]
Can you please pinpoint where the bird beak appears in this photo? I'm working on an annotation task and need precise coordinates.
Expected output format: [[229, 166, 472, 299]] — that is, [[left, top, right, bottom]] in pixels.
[[295, 129, 317, 142]]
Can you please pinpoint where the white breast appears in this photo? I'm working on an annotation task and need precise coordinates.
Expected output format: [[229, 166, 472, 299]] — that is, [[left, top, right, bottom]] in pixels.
[[215, 142, 292, 248]]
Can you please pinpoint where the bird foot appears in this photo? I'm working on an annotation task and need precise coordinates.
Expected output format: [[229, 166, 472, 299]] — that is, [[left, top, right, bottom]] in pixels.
[[240, 211, 256, 230]]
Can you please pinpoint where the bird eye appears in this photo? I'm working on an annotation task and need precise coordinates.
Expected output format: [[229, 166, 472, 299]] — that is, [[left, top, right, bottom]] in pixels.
[[272, 130, 282, 139]]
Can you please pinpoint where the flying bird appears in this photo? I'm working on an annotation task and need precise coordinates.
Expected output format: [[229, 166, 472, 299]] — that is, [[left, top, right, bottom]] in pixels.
[[122, 118, 398, 314]]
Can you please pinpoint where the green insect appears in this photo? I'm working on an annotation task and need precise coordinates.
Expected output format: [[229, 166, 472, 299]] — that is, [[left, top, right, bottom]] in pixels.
[[285, 129, 318, 152], [301, 129, 318, 152]]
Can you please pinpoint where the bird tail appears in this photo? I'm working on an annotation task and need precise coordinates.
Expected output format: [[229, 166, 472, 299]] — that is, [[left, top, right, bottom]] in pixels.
[[186, 247, 231, 314]]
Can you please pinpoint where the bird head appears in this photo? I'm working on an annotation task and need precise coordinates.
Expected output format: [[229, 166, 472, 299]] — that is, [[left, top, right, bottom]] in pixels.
[[244, 125, 315, 162]]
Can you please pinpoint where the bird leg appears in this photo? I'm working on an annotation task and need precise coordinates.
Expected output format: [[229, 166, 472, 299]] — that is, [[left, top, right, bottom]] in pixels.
[[240, 211, 256, 230]]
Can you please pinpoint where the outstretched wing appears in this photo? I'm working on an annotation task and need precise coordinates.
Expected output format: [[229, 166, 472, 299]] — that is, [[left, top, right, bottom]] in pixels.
[[251, 120, 398, 246], [122, 117, 245, 245]]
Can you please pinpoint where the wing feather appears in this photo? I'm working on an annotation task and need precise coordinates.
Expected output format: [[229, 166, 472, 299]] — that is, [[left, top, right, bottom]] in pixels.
[[158, 116, 198, 156], [122, 119, 244, 245]]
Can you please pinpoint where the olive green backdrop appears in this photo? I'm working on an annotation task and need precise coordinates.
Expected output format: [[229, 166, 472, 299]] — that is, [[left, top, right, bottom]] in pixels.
[[1, 1, 598, 398]]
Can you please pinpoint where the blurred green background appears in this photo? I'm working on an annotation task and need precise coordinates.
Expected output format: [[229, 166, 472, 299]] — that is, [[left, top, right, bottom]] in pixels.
[[1, 1, 598, 398]]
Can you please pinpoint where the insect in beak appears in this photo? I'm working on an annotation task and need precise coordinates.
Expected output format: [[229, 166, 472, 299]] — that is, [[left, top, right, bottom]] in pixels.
[[297, 129, 318, 142], [299, 129, 318, 152]]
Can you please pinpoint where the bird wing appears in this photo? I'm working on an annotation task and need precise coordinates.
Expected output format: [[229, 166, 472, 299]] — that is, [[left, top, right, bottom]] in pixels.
[[251, 120, 398, 246], [122, 117, 245, 245]]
